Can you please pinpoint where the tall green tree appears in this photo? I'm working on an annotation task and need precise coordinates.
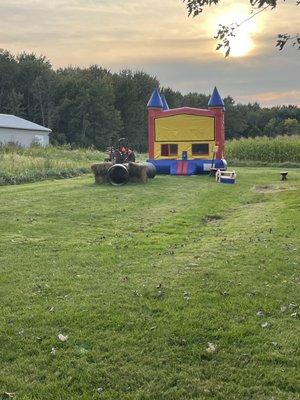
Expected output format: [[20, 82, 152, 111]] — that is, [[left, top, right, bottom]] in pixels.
[[0, 50, 19, 112], [5, 89, 25, 117], [53, 67, 122, 148], [161, 88, 183, 109], [16, 53, 54, 125], [113, 70, 159, 151], [282, 118, 300, 135], [181, 92, 209, 108]]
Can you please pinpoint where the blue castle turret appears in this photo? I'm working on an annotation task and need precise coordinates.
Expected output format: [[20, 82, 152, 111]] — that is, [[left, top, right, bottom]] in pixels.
[[147, 89, 164, 109], [160, 94, 170, 111], [208, 86, 225, 108]]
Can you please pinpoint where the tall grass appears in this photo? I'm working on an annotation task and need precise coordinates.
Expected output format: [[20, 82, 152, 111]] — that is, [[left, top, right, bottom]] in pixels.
[[226, 135, 300, 164], [0, 145, 104, 185]]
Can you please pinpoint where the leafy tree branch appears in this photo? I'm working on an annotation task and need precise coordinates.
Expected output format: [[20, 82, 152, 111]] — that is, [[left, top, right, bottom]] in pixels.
[[183, 0, 299, 55]]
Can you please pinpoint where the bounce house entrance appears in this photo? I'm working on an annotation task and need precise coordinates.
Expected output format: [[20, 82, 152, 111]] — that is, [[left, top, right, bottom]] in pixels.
[[170, 160, 197, 176], [172, 161, 188, 175], [170, 151, 188, 175]]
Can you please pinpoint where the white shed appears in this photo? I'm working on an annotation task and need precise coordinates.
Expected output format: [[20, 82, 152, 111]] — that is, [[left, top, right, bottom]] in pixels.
[[0, 114, 51, 147]]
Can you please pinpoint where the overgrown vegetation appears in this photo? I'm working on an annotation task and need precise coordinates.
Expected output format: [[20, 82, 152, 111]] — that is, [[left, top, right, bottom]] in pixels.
[[226, 135, 300, 164], [0, 49, 299, 151], [0, 169, 299, 399], [0, 145, 103, 185]]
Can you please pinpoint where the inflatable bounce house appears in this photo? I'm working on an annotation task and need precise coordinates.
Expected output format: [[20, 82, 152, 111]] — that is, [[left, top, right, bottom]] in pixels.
[[147, 87, 227, 175]]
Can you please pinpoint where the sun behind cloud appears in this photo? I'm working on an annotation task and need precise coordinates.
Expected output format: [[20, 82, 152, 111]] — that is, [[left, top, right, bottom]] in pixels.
[[229, 33, 253, 58], [210, 6, 261, 57]]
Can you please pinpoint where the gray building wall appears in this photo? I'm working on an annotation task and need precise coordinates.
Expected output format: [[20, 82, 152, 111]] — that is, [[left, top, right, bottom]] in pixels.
[[0, 127, 49, 147]]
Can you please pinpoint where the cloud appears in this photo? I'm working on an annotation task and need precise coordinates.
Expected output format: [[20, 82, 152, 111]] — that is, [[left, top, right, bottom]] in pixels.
[[137, 45, 299, 107], [0, 0, 299, 106], [240, 90, 300, 107]]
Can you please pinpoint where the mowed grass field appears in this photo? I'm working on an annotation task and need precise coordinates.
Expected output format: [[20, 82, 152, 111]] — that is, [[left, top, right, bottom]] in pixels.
[[0, 169, 299, 400]]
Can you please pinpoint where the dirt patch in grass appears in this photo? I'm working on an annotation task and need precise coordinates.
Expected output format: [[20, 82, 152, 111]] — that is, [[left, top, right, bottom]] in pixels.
[[202, 214, 223, 223], [252, 184, 297, 193]]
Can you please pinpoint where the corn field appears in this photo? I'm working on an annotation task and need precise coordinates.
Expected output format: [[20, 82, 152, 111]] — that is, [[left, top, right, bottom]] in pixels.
[[226, 135, 300, 164]]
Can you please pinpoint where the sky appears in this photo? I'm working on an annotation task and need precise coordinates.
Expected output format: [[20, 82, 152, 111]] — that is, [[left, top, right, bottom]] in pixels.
[[0, 0, 299, 107]]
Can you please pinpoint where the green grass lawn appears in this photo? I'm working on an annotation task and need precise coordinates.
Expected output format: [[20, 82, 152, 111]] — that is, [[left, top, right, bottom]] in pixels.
[[0, 168, 299, 400]]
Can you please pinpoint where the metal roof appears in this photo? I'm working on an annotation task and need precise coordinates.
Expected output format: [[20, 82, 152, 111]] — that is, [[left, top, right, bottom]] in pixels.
[[0, 114, 51, 133]]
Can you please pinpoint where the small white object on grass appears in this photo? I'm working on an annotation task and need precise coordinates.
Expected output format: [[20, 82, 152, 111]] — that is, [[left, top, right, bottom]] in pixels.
[[58, 334, 68, 342], [256, 311, 264, 317], [206, 342, 216, 353], [2, 392, 16, 399], [183, 291, 191, 300], [51, 347, 56, 355], [261, 322, 270, 328], [291, 312, 298, 318]]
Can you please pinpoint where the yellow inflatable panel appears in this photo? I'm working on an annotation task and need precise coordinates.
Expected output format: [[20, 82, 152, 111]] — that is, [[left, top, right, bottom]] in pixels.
[[155, 114, 215, 142]]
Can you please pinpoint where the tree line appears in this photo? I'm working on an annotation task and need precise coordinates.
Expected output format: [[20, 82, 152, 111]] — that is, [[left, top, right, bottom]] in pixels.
[[0, 49, 299, 151]]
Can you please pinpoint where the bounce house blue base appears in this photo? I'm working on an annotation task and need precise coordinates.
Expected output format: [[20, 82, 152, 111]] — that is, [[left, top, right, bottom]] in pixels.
[[148, 159, 227, 175]]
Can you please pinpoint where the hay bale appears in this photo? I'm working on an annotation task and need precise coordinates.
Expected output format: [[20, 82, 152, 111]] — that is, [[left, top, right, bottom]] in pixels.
[[91, 162, 113, 184], [128, 162, 148, 183]]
